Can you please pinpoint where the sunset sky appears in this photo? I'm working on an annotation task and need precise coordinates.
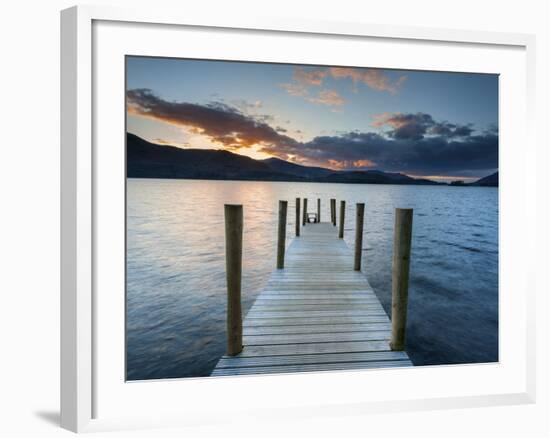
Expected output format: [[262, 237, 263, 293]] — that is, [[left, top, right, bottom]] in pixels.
[[126, 56, 498, 182]]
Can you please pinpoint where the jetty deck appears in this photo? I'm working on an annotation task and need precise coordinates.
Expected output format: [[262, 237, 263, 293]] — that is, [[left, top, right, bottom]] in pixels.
[[211, 221, 413, 377]]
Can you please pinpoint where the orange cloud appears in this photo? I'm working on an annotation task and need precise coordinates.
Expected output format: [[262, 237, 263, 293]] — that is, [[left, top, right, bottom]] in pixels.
[[293, 67, 328, 86], [325, 158, 376, 170], [352, 159, 376, 168], [307, 89, 345, 106], [372, 112, 409, 128], [329, 67, 407, 94], [280, 66, 407, 105], [127, 89, 300, 158]]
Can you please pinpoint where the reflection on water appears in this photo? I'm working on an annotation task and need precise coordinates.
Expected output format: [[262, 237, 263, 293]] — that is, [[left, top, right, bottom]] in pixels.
[[127, 179, 498, 380]]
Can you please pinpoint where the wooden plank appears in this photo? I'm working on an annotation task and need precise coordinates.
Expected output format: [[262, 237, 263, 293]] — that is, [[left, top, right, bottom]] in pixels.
[[234, 340, 392, 357], [249, 306, 386, 314], [250, 304, 386, 312], [251, 301, 383, 308], [243, 315, 391, 326], [216, 351, 409, 367], [254, 295, 380, 307], [256, 294, 379, 300], [243, 331, 390, 346], [211, 360, 413, 376], [243, 322, 392, 335], [246, 310, 388, 318]]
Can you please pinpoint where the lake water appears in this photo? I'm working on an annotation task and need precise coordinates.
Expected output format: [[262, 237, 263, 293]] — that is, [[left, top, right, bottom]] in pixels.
[[126, 179, 498, 380]]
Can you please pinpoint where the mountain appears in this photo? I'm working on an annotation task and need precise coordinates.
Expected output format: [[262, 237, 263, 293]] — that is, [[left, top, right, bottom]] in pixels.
[[127, 133, 298, 181], [470, 171, 498, 187], [126, 133, 442, 185], [262, 157, 333, 178]]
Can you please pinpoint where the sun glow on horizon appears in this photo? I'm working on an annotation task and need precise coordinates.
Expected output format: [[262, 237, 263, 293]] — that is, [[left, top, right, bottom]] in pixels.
[[406, 174, 478, 183]]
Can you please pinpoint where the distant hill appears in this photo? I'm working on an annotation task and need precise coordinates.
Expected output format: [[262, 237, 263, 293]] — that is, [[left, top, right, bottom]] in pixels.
[[470, 171, 498, 187], [262, 157, 333, 178], [127, 133, 447, 185]]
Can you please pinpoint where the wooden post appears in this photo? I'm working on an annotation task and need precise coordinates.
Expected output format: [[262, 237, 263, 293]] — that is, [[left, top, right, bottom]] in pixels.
[[277, 200, 288, 269], [354, 203, 365, 271], [390, 208, 414, 351], [302, 198, 308, 226], [330, 198, 336, 225], [295, 197, 300, 237], [338, 200, 345, 238], [317, 198, 321, 223], [224, 204, 243, 356]]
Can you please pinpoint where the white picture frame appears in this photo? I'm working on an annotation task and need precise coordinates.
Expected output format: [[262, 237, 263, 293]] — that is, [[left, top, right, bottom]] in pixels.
[[60, 4, 536, 433]]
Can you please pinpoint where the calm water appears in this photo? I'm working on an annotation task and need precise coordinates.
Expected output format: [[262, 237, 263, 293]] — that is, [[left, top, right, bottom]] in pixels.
[[126, 179, 498, 380]]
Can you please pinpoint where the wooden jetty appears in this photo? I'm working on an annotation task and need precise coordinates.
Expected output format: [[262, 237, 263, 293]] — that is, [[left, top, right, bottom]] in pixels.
[[212, 203, 413, 377]]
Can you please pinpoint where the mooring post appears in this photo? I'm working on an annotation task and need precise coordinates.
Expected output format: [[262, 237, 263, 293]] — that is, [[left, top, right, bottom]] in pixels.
[[390, 208, 414, 351], [295, 197, 300, 237], [354, 203, 365, 271], [339, 200, 346, 238], [330, 198, 336, 225], [277, 200, 288, 269], [317, 198, 321, 223], [224, 204, 243, 356], [303, 198, 308, 226]]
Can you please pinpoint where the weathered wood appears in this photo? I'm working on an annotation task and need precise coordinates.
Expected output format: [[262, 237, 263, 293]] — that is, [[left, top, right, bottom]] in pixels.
[[243, 330, 390, 346], [317, 198, 321, 223], [246, 310, 387, 318], [277, 200, 288, 269], [228, 340, 392, 357], [339, 200, 346, 238], [390, 208, 413, 351], [216, 351, 408, 367], [211, 360, 413, 376], [354, 203, 365, 271], [295, 197, 300, 237], [302, 198, 308, 226], [212, 221, 413, 375], [224, 204, 243, 356], [243, 315, 391, 326], [243, 322, 392, 335], [255, 297, 380, 304], [330, 198, 336, 225]]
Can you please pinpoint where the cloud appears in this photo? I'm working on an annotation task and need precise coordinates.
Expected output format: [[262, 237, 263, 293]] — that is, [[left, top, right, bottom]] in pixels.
[[127, 89, 300, 158], [373, 112, 476, 140], [293, 67, 328, 86], [279, 82, 309, 97], [231, 99, 263, 112], [127, 89, 498, 176], [292, 131, 498, 175], [328, 67, 407, 94], [280, 66, 407, 102], [307, 89, 346, 106]]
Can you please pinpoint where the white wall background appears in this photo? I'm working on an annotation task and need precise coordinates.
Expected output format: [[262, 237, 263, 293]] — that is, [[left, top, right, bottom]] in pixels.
[[0, 0, 547, 436]]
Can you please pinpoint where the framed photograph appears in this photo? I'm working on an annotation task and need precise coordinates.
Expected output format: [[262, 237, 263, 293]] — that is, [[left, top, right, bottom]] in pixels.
[[61, 5, 536, 433]]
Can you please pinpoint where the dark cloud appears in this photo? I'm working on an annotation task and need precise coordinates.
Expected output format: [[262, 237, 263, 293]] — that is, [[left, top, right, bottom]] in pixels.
[[429, 122, 474, 138], [127, 89, 498, 176], [294, 131, 498, 175], [127, 89, 300, 158], [374, 112, 476, 141]]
